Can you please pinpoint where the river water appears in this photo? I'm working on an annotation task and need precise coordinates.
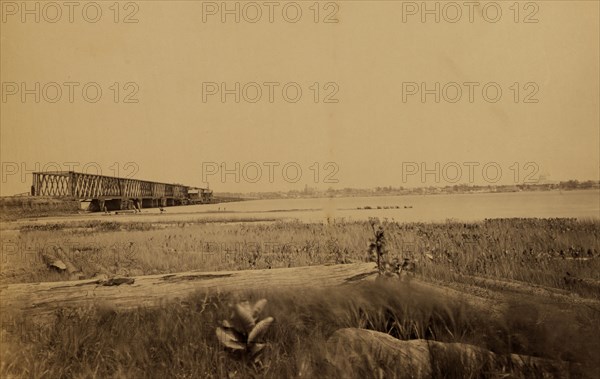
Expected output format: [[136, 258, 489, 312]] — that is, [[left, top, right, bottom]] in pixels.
[[173, 189, 600, 223], [6, 189, 598, 226]]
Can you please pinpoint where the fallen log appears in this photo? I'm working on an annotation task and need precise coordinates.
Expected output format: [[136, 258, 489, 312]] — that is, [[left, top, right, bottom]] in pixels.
[[1, 264, 512, 323], [0, 263, 380, 319]]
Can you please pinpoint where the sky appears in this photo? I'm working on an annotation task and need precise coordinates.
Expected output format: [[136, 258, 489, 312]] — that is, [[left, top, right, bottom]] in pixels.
[[1, 1, 599, 195]]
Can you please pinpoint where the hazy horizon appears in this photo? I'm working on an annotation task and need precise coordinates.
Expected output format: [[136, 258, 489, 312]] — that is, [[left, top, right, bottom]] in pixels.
[[2, 1, 599, 196]]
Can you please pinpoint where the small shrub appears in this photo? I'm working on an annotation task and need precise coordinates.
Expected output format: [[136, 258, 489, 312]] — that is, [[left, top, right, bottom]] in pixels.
[[367, 218, 401, 278]]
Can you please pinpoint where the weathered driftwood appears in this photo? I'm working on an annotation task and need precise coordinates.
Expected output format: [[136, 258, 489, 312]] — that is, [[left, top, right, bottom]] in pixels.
[[1, 263, 511, 323], [326, 328, 569, 378], [0, 263, 379, 319]]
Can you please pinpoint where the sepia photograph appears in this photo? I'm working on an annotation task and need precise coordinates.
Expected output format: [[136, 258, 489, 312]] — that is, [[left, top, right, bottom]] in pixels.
[[1, 1, 599, 378]]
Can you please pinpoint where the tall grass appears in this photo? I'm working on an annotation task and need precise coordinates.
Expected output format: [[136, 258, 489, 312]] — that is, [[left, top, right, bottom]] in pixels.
[[2, 218, 598, 377], [2, 219, 598, 299], [0, 197, 80, 221], [2, 280, 598, 378]]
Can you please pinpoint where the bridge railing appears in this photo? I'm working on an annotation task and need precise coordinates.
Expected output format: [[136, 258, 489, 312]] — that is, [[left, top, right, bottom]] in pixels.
[[32, 171, 199, 200]]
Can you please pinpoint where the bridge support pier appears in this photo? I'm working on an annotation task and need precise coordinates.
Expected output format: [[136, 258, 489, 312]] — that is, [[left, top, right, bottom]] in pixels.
[[142, 198, 154, 208], [90, 199, 122, 211]]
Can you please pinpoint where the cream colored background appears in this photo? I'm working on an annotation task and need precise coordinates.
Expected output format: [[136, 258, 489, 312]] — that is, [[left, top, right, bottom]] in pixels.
[[1, 1, 598, 194]]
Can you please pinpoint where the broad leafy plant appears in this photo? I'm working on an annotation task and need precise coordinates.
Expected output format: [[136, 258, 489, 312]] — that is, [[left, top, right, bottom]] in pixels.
[[216, 298, 274, 362]]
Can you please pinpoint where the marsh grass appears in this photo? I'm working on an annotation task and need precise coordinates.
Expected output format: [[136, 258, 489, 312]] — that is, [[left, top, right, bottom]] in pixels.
[[2, 280, 599, 378], [2, 219, 598, 300], [2, 218, 599, 377], [0, 197, 80, 221]]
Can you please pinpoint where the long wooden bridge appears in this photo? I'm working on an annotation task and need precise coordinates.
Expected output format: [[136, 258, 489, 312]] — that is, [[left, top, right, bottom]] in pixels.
[[31, 171, 212, 211]]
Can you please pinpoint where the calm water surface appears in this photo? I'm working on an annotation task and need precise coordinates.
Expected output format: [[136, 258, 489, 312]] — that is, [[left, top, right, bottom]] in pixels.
[[9, 190, 598, 226], [172, 189, 600, 223]]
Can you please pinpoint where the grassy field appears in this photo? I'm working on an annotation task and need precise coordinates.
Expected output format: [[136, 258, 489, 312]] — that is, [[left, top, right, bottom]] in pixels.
[[1, 218, 599, 378], [2, 218, 598, 297], [0, 197, 80, 221], [2, 280, 599, 378]]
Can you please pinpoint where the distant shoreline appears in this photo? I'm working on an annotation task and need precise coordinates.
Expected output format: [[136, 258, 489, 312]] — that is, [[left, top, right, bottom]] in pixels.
[[215, 183, 600, 202], [2, 187, 598, 222]]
